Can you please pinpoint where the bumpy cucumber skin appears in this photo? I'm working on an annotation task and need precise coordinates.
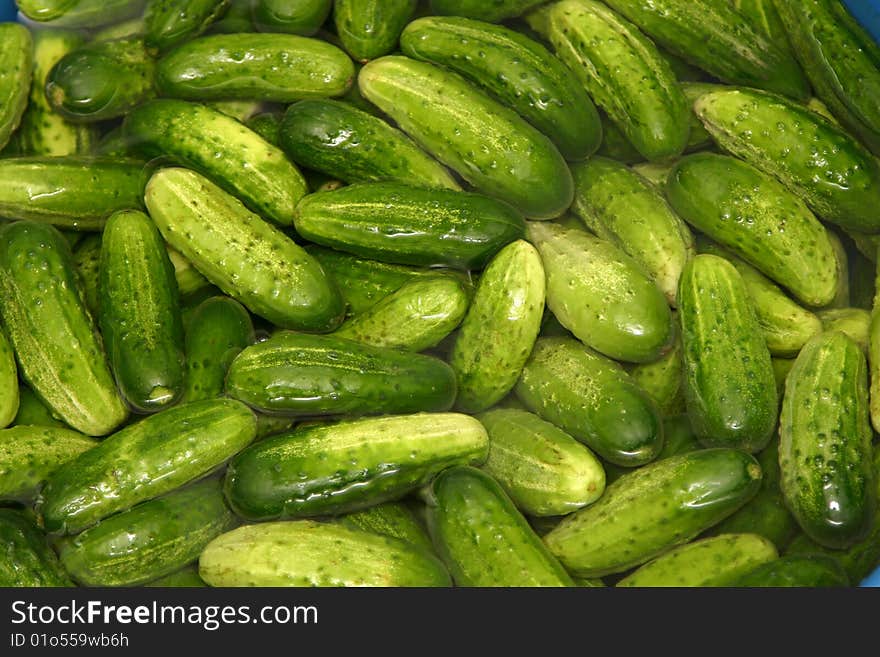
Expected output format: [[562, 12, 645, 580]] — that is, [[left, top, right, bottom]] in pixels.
[[679, 255, 778, 453], [145, 167, 344, 332], [225, 413, 487, 520], [450, 240, 544, 413], [572, 157, 694, 305], [0, 328, 18, 428], [735, 555, 849, 587], [57, 478, 237, 587], [0, 222, 128, 437], [628, 325, 685, 416], [818, 308, 871, 354], [156, 33, 354, 102], [0, 24, 33, 151], [18, 0, 145, 28], [338, 502, 434, 553], [13, 385, 65, 428], [543, 448, 762, 577], [515, 337, 663, 467], [0, 509, 72, 587], [358, 56, 573, 219], [335, 0, 417, 62], [477, 408, 605, 517], [527, 222, 672, 364], [695, 88, 880, 232], [199, 520, 451, 587], [38, 399, 257, 535], [145, 0, 231, 52], [126, 99, 308, 226], [400, 16, 601, 161], [252, 0, 332, 36], [779, 331, 876, 549], [527, 0, 690, 162], [295, 183, 526, 269], [426, 466, 574, 587], [225, 331, 456, 416], [280, 100, 459, 190], [430, 0, 546, 22]]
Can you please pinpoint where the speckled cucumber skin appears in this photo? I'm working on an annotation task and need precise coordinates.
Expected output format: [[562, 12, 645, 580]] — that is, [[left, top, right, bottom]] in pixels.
[[72, 234, 101, 315], [450, 240, 544, 413], [571, 157, 694, 305], [400, 16, 601, 161], [627, 325, 685, 415], [0, 329, 18, 428], [126, 99, 308, 226], [145, 0, 231, 52], [338, 502, 434, 553], [0, 509, 72, 587], [334, 0, 417, 62], [527, 222, 672, 364], [679, 254, 778, 453], [145, 168, 344, 332], [0, 24, 32, 152], [38, 399, 257, 535], [280, 100, 459, 190], [543, 448, 762, 577], [818, 308, 871, 354], [779, 331, 876, 549], [252, 0, 331, 35], [695, 88, 880, 232], [18, 0, 145, 28], [225, 413, 487, 520], [426, 466, 573, 587], [430, 0, 546, 23], [736, 555, 849, 587], [515, 337, 664, 467], [157, 33, 355, 102], [358, 56, 573, 219]]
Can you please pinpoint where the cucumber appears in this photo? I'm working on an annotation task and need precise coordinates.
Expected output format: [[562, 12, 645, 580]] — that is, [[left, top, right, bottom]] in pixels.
[[206, 99, 265, 122], [38, 398, 257, 535], [209, 0, 254, 33], [617, 534, 778, 587], [246, 111, 282, 146], [527, 222, 672, 364], [694, 87, 880, 232], [872, 308, 880, 434], [732, 0, 792, 52], [571, 157, 695, 305], [225, 412, 487, 520], [225, 331, 456, 416], [166, 246, 212, 298], [429, 0, 546, 23], [666, 153, 838, 308], [477, 408, 605, 517], [627, 325, 685, 416], [656, 415, 699, 460], [0, 222, 128, 437], [144, 167, 345, 332], [823, 230, 851, 310], [0, 328, 18, 429], [598, 0, 809, 99], [0, 509, 72, 587], [735, 554, 849, 587], [334, 0, 417, 62], [779, 331, 875, 549], [17, 0, 145, 28], [294, 183, 526, 269], [514, 337, 664, 467], [0, 24, 32, 151], [526, 0, 690, 162], [851, 246, 876, 311], [543, 448, 762, 577], [679, 254, 778, 452], [200, 520, 452, 587], [90, 16, 147, 41], [72, 233, 101, 315], [786, 521, 880, 585], [631, 161, 677, 188], [125, 99, 308, 226], [680, 82, 721, 152], [400, 16, 601, 161], [425, 466, 574, 587], [143, 565, 207, 587], [817, 308, 871, 355], [279, 100, 459, 190], [772, 358, 796, 396], [252, 0, 333, 36], [358, 55, 573, 219], [13, 385, 66, 428], [57, 478, 237, 587], [596, 115, 643, 165], [450, 240, 545, 412], [338, 502, 434, 553], [145, 0, 231, 52], [0, 157, 150, 230], [156, 33, 355, 102]]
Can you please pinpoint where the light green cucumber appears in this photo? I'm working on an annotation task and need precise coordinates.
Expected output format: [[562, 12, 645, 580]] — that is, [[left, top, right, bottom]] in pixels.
[[72, 233, 101, 315], [17, 0, 145, 28], [627, 325, 685, 416], [772, 357, 796, 397], [818, 308, 871, 354], [166, 246, 211, 298], [338, 502, 434, 553], [732, 0, 792, 52], [0, 328, 18, 428], [246, 111, 282, 146], [252, 0, 333, 36], [631, 161, 677, 188], [13, 385, 65, 428], [0, 24, 32, 152], [334, 0, 417, 62], [144, 0, 231, 52]]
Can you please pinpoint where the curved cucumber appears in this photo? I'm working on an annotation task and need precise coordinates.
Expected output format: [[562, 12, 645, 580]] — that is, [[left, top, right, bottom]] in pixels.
[[18, 0, 145, 28], [338, 502, 434, 553], [0, 24, 33, 152], [0, 509, 72, 587], [735, 555, 849, 587], [144, 0, 231, 52], [334, 0, 417, 62], [429, 0, 547, 23], [0, 328, 18, 428]]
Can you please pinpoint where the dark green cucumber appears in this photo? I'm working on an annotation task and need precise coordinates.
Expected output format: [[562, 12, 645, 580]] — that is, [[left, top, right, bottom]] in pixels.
[[514, 337, 664, 467], [17, 0, 145, 28], [596, 114, 644, 164], [279, 100, 459, 190], [13, 385, 65, 428], [143, 565, 207, 587], [0, 328, 17, 428], [426, 466, 573, 587], [543, 448, 762, 577], [338, 502, 434, 553], [0, 24, 33, 152], [818, 308, 871, 354], [735, 554, 849, 587], [429, 0, 545, 22], [144, 0, 231, 52], [246, 111, 282, 146], [156, 33, 354, 101], [358, 55, 573, 219], [823, 230, 851, 310], [733, 0, 792, 52], [400, 16, 601, 161], [334, 0, 417, 62], [656, 414, 699, 460], [38, 399, 257, 535], [627, 325, 685, 416], [57, 478, 237, 587], [72, 233, 101, 315], [144, 167, 345, 332], [225, 331, 456, 416], [0, 509, 72, 587], [294, 182, 526, 269], [225, 412, 487, 520], [252, 0, 333, 36]]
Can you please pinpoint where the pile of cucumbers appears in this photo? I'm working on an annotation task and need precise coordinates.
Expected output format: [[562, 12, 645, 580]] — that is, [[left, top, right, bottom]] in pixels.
[[1, 0, 879, 589]]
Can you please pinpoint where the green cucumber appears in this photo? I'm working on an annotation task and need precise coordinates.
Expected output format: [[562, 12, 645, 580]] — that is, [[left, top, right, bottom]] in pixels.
[[209, 0, 254, 33], [823, 230, 851, 310], [144, 167, 344, 332], [156, 33, 354, 102], [772, 358, 796, 396], [630, 161, 677, 188], [145, 0, 231, 52], [426, 466, 573, 587], [206, 99, 265, 122], [872, 304, 880, 434], [527, 222, 672, 364], [246, 111, 282, 146], [38, 398, 257, 535], [335, 0, 417, 62], [338, 502, 434, 553], [543, 448, 762, 577], [732, 0, 792, 52], [279, 99, 459, 190], [90, 16, 146, 41], [13, 385, 65, 428], [0, 328, 18, 429], [252, 0, 333, 36], [526, 0, 690, 162], [450, 240, 545, 412], [358, 55, 573, 219], [0, 509, 72, 587], [166, 246, 211, 298], [656, 415, 699, 460], [400, 16, 601, 161], [429, 0, 547, 23], [143, 565, 207, 587], [786, 515, 880, 585], [294, 182, 526, 269], [514, 337, 664, 467], [680, 82, 723, 152], [72, 233, 101, 315], [0, 24, 32, 151], [627, 325, 685, 416], [596, 115, 643, 165], [477, 408, 605, 517], [199, 520, 451, 587], [851, 246, 876, 311], [17, 0, 145, 28], [735, 554, 849, 587], [57, 478, 237, 587], [818, 308, 871, 354], [225, 331, 456, 416]]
